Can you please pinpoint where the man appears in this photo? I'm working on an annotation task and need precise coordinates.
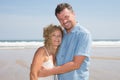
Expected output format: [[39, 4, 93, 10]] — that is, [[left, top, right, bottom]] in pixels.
[[39, 3, 92, 80]]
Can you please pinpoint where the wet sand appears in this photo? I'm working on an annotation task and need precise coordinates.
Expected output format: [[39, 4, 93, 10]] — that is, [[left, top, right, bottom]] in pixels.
[[0, 47, 120, 80], [90, 47, 120, 80]]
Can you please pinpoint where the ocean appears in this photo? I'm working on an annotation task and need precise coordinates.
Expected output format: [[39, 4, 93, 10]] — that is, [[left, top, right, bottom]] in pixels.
[[0, 40, 44, 49], [0, 40, 120, 49]]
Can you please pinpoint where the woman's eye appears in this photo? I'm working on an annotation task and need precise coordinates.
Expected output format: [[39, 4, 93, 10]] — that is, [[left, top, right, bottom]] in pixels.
[[52, 34, 56, 36]]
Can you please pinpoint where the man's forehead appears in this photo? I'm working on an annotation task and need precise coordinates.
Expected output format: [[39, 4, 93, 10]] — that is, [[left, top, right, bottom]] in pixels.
[[57, 10, 70, 17]]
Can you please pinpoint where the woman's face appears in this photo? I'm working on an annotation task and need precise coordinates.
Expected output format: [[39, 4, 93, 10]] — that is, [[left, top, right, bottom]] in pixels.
[[50, 30, 62, 47]]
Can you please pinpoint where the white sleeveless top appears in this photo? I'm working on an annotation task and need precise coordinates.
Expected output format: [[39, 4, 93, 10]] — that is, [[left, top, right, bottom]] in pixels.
[[38, 47, 57, 80]]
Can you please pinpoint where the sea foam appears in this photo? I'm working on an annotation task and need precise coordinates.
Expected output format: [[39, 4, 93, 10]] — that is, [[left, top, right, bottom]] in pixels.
[[0, 41, 44, 49], [0, 41, 120, 49]]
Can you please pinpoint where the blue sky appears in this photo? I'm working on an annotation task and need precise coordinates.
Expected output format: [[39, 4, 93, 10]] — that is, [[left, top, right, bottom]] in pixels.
[[0, 0, 120, 40]]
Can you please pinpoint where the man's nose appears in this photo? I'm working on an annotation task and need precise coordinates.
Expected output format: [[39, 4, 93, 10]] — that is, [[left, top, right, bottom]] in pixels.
[[63, 19, 67, 24]]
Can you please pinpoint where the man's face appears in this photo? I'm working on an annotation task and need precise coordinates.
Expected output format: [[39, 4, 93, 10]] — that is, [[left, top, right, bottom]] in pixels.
[[57, 8, 76, 33]]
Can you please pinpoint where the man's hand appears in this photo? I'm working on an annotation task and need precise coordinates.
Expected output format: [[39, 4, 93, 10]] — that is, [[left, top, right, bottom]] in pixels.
[[38, 67, 51, 77]]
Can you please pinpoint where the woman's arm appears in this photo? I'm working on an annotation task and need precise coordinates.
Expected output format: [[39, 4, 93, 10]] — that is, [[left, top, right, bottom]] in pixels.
[[30, 47, 45, 80]]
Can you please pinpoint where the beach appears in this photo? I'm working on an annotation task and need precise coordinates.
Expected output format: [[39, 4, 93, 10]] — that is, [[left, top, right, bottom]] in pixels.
[[0, 48, 36, 80], [0, 42, 120, 80], [90, 47, 120, 80]]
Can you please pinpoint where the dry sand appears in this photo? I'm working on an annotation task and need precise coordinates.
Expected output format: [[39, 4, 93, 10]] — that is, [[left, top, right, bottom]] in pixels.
[[0, 47, 120, 80]]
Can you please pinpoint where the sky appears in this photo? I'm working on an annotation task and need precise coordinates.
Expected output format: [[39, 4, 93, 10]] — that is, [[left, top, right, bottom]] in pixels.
[[0, 0, 120, 41]]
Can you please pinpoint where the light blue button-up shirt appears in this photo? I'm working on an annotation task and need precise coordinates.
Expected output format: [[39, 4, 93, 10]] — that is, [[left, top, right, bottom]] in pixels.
[[56, 23, 92, 80]]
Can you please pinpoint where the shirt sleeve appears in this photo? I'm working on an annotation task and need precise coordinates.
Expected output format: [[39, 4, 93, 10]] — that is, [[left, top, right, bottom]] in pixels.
[[74, 32, 92, 57]]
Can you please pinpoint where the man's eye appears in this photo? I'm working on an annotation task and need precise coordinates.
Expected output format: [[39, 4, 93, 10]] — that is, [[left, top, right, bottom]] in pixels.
[[65, 16, 69, 19], [52, 35, 56, 36]]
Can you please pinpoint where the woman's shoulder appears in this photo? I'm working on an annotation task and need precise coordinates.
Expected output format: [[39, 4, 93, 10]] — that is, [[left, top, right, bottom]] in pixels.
[[37, 46, 45, 50], [34, 46, 46, 56]]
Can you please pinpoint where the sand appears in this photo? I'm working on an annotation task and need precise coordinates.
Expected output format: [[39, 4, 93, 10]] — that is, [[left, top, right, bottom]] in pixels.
[[0, 48, 36, 80], [0, 47, 120, 80], [90, 47, 120, 80]]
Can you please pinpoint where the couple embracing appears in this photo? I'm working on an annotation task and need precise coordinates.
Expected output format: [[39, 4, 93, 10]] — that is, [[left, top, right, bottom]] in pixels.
[[30, 3, 92, 80]]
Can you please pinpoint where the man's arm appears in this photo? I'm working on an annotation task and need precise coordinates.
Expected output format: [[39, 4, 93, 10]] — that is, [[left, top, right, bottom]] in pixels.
[[38, 55, 86, 77]]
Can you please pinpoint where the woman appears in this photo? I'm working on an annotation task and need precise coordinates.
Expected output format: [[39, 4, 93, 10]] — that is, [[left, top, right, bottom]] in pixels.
[[30, 24, 63, 80]]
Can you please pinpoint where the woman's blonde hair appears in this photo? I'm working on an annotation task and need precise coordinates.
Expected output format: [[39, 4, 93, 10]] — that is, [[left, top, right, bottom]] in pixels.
[[43, 24, 63, 51]]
